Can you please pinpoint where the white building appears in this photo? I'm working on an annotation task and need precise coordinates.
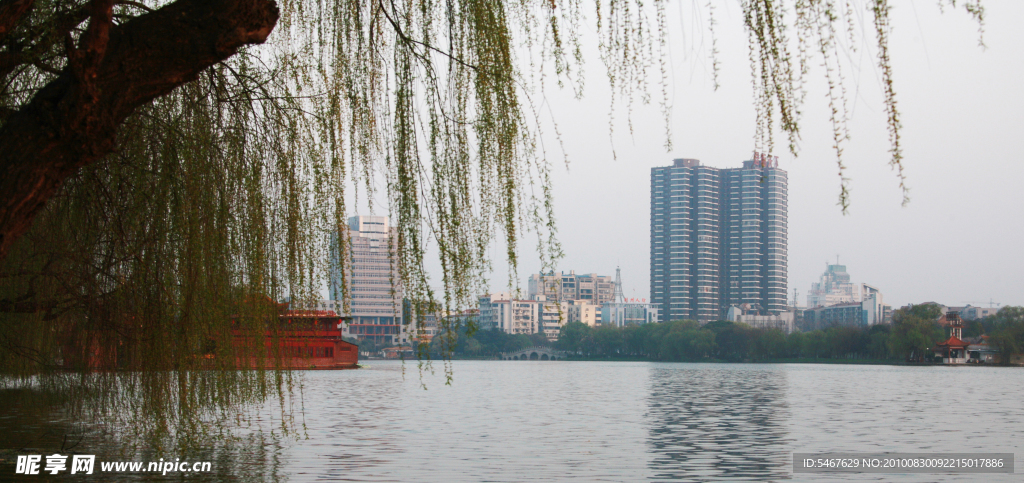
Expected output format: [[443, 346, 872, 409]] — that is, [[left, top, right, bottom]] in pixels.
[[538, 298, 567, 341], [477, 292, 512, 331], [476, 293, 568, 340], [599, 267, 659, 327], [601, 302, 659, 327], [326, 216, 405, 345], [726, 304, 795, 333], [860, 284, 887, 326], [567, 300, 600, 327], [477, 293, 538, 335]]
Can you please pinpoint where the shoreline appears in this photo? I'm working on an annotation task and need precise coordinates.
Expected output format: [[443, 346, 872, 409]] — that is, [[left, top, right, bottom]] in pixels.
[[425, 355, 1022, 366]]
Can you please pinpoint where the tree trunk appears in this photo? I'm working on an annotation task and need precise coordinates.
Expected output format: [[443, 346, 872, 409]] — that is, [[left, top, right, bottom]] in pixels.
[[0, 0, 279, 261]]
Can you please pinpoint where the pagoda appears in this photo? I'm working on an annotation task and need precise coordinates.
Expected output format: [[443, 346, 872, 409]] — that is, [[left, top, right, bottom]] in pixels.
[[932, 311, 969, 364]]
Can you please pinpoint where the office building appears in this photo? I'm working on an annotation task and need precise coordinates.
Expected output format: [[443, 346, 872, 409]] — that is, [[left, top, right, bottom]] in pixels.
[[650, 157, 788, 323], [326, 216, 405, 344], [807, 264, 856, 308]]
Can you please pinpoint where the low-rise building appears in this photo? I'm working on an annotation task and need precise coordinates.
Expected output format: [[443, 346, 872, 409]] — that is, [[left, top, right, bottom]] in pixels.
[[477, 293, 540, 335], [959, 305, 1000, 321], [600, 267, 658, 327], [726, 304, 795, 333], [803, 293, 891, 330], [967, 335, 999, 364], [602, 300, 659, 327]]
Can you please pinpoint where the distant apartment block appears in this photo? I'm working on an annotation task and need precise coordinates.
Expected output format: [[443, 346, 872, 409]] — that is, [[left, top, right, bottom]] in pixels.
[[528, 271, 614, 305], [477, 292, 569, 341], [538, 300, 565, 340], [650, 157, 788, 323], [478, 293, 538, 335], [326, 216, 405, 344]]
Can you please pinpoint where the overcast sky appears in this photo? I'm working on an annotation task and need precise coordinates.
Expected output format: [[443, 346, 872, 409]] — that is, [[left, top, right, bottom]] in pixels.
[[358, 1, 1024, 310]]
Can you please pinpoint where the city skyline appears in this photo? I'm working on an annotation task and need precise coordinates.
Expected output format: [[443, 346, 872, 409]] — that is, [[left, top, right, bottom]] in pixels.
[[339, 3, 1023, 310], [477, 3, 1023, 309]]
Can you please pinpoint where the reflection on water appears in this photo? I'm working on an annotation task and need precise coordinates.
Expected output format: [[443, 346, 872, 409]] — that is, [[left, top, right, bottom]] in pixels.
[[3, 362, 1023, 482], [645, 365, 791, 481], [0, 387, 289, 482]]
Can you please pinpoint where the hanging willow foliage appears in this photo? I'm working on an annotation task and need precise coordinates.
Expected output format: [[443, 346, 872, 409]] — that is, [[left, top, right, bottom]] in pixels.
[[0, 0, 986, 448]]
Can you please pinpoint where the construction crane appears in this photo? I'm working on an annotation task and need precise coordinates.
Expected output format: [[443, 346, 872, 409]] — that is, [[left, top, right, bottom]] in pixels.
[[961, 299, 1001, 308]]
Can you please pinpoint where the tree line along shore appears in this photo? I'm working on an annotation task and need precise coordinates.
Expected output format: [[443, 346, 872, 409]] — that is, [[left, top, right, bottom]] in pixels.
[[393, 304, 1024, 364]]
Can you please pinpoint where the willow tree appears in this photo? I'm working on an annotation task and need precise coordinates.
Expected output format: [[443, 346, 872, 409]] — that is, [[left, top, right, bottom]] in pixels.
[[0, 0, 985, 448]]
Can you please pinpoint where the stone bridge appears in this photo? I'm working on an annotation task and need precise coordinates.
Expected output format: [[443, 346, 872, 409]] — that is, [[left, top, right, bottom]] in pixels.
[[501, 346, 567, 361]]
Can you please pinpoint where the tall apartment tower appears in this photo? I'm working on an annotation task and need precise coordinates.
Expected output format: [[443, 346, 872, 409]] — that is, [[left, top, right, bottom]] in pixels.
[[650, 158, 788, 322], [329, 215, 404, 343]]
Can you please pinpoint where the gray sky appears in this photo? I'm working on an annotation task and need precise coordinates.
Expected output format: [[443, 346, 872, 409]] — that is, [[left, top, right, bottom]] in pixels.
[[359, 1, 1024, 310]]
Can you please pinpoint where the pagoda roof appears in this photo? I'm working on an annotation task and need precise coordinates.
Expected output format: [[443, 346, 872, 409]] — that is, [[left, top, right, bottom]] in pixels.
[[934, 335, 970, 348]]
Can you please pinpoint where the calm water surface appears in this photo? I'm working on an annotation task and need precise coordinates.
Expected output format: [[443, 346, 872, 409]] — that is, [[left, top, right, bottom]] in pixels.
[[280, 362, 1023, 482]]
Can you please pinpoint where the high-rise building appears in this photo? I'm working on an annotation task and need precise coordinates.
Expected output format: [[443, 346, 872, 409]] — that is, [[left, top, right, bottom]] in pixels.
[[650, 157, 788, 323], [807, 264, 856, 308], [327, 216, 405, 344]]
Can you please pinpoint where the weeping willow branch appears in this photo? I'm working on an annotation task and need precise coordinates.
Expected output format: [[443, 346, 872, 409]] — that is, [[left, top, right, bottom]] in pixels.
[[0, 0, 990, 450], [870, 0, 906, 207]]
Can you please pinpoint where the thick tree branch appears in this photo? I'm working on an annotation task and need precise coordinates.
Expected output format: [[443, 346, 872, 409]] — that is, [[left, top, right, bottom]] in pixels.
[[0, 0, 280, 261], [0, 0, 34, 42]]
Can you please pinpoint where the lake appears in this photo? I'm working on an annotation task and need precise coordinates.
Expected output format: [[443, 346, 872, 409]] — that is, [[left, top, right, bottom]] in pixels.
[[278, 361, 1023, 482], [3, 361, 1020, 481]]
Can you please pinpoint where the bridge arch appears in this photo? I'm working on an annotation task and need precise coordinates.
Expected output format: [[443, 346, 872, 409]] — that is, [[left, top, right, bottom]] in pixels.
[[500, 346, 567, 361]]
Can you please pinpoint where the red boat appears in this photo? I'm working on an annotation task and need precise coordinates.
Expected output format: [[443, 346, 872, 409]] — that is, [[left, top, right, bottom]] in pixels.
[[231, 304, 359, 369]]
